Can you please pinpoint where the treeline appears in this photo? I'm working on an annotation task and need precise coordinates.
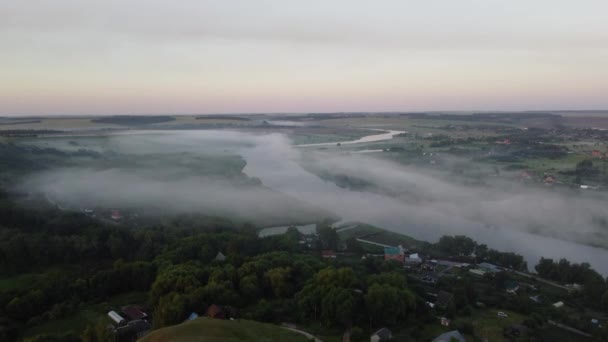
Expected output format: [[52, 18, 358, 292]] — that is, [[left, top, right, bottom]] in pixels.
[[432, 235, 528, 271], [0, 191, 426, 341], [536, 257, 608, 306], [91, 116, 176, 125]]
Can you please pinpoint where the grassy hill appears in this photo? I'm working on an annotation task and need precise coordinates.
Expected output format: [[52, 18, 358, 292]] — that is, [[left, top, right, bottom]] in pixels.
[[139, 318, 311, 342]]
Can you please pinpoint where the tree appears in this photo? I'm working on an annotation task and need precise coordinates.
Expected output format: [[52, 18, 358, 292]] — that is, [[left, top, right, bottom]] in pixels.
[[365, 283, 415, 326], [265, 267, 294, 298], [602, 289, 608, 310], [81, 320, 114, 342], [297, 267, 359, 327], [316, 223, 338, 251], [153, 292, 187, 329]]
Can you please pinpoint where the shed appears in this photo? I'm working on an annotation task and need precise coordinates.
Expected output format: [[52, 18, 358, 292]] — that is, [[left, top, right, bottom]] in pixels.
[[370, 327, 392, 342], [122, 306, 147, 321], [108, 311, 126, 326], [215, 252, 226, 262]]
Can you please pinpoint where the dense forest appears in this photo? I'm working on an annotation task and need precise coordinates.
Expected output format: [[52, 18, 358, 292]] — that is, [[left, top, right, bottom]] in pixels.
[[1, 188, 608, 341]]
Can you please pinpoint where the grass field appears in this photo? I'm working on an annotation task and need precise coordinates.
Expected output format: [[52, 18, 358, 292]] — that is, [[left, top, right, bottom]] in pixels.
[[338, 223, 426, 250], [140, 318, 310, 342], [0, 273, 40, 292], [21, 291, 148, 339], [470, 309, 525, 341]]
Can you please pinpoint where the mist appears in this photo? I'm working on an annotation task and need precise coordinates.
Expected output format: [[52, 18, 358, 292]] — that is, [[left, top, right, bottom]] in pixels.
[[17, 129, 608, 273]]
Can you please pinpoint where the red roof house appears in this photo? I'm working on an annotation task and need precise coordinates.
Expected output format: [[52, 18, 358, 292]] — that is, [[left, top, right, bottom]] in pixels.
[[206, 304, 226, 319], [111, 210, 123, 220]]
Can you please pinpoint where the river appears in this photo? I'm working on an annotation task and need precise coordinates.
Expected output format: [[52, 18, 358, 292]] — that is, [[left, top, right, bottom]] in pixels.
[[295, 130, 405, 147], [239, 130, 608, 275]]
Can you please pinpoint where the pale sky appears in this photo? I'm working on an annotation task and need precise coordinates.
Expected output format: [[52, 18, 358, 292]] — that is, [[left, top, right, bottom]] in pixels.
[[1, 0, 608, 115]]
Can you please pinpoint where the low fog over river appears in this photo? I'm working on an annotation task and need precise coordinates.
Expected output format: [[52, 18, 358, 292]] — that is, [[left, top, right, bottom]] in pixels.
[[22, 129, 608, 274], [239, 131, 608, 275]]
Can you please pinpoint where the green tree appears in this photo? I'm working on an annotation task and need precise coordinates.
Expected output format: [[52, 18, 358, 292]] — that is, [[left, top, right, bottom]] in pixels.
[[265, 267, 294, 298], [364, 282, 415, 326], [316, 223, 338, 250], [153, 292, 187, 329]]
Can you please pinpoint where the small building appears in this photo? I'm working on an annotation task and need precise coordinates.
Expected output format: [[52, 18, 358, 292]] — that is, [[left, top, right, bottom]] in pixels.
[[591, 150, 603, 158], [566, 283, 582, 292], [111, 210, 123, 220], [404, 253, 422, 265], [206, 304, 226, 319], [384, 245, 405, 263], [553, 301, 564, 308], [432, 330, 466, 342], [185, 312, 199, 322], [108, 311, 126, 326], [215, 251, 226, 262], [435, 291, 454, 310], [122, 306, 148, 321], [440, 317, 451, 327], [504, 280, 520, 294], [469, 268, 486, 277], [370, 327, 392, 342], [543, 174, 556, 184]]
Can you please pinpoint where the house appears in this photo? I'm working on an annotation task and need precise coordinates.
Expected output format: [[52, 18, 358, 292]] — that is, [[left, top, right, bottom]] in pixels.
[[440, 317, 451, 326], [322, 250, 337, 258], [435, 291, 454, 310], [469, 268, 486, 277], [384, 245, 405, 263], [478, 262, 500, 273], [543, 174, 556, 184], [592, 150, 603, 158], [121, 306, 148, 321], [432, 330, 466, 342], [215, 251, 226, 262], [404, 253, 422, 265], [111, 210, 123, 220], [206, 304, 226, 319], [370, 327, 392, 342]]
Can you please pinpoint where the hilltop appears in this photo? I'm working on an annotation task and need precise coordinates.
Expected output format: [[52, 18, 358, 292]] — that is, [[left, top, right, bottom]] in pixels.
[[139, 318, 310, 342]]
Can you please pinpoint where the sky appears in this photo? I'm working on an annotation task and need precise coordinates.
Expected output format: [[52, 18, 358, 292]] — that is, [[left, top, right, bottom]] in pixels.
[[1, 0, 608, 116]]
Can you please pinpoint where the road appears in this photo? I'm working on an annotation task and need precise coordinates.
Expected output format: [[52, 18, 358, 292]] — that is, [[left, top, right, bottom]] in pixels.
[[283, 327, 323, 342], [511, 270, 570, 291]]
